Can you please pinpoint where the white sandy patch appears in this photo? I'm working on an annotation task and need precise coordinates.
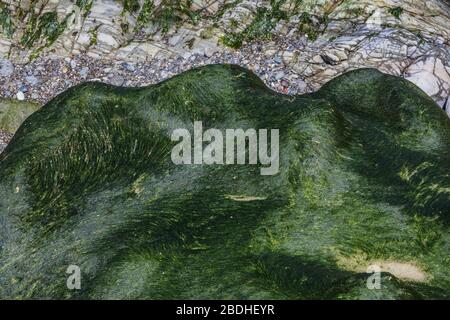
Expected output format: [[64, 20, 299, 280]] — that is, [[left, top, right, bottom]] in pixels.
[[334, 251, 429, 283], [368, 260, 428, 283], [225, 195, 267, 201]]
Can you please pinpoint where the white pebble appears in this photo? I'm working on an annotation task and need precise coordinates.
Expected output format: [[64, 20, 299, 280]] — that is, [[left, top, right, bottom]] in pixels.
[[16, 91, 25, 101]]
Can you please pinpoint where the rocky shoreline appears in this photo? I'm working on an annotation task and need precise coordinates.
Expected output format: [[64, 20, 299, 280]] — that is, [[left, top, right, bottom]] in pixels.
[[0, 0, 450, 154], [1, 28, 449, 108], [0, 129, 12, 153], [0, 37, 311, 105], [0, 0, 449, 106]]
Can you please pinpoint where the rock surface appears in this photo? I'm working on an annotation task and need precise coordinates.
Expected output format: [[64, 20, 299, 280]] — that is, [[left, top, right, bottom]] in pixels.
[[0, 65, 449, 299], [0, 0, 449, 109]]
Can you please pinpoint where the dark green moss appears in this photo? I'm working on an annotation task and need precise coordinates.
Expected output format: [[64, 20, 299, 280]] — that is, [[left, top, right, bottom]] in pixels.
[[298, 12, 318, 41], [221, 0, 291, 48], [0, 65, 449, 299], [75, 0, 93, 19], [0, 2, 14, 38], [133, 0, 201, 33], [388, 7, 404, 20], [21, 10, 69, 49], [121, 0, 141, 13], [135, 0, 155, 31]]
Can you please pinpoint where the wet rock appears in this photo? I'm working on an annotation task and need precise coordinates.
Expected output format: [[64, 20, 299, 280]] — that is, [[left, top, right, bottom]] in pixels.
[[0, 59, 14, 77], [25, 75, 39, 86], [404, 55, 450, 98], [0, 98, 39, 132], [121, 62, 136, 72], [0, 66, 449, 299]]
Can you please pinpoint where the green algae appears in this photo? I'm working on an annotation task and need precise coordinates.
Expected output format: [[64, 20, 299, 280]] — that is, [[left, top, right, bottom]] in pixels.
[[388, 7, 404, 20], [88, 24, 100, 47], [0, 99, 39, 133], [220, 0, 328, 48], [0, 2, 14, 38], [76, 0, 94, 18], [133, 0, 201, 34], [21, 10, 66, 48], [0, 65, 449, 299]]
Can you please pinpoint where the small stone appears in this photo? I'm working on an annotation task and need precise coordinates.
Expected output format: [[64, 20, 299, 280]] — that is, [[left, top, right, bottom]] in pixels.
[[16, 91, 25, 101], [275, 71, 285, 80], [109, 74, 125, 86], [70, 60, 77, 69], [25, 75, 39, 86], [19, 85, 28, 93], [264, 49, 276, 57], [0, 58, 14, 77], [79, 67, 89, 78], [121, 62, 135, 72], [295, 79, 307, 91]]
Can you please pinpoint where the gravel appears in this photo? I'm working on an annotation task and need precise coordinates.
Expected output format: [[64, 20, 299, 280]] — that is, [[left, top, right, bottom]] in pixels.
[[0, 36, 313, 105], [0, 130, 13, 154]]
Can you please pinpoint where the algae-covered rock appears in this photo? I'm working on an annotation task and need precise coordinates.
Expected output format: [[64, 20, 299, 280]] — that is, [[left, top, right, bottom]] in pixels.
[[0, 65, 449, 299], [0, 98, 39, 133]]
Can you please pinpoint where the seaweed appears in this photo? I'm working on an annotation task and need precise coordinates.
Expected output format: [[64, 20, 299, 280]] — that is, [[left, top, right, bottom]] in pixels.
[[0, 66, 449, 299], [388, 6, 404, 20]]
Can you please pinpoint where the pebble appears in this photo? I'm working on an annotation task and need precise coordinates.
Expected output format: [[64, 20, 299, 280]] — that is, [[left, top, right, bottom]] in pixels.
[[16, 91, 25, 101], [0, 58, 14, 77], [275, 71, 285, 80], [108, 74, 125, 86], [25, 75, 39, 86], [79, 67, 89, 78], [121, 62, 136, 72]]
